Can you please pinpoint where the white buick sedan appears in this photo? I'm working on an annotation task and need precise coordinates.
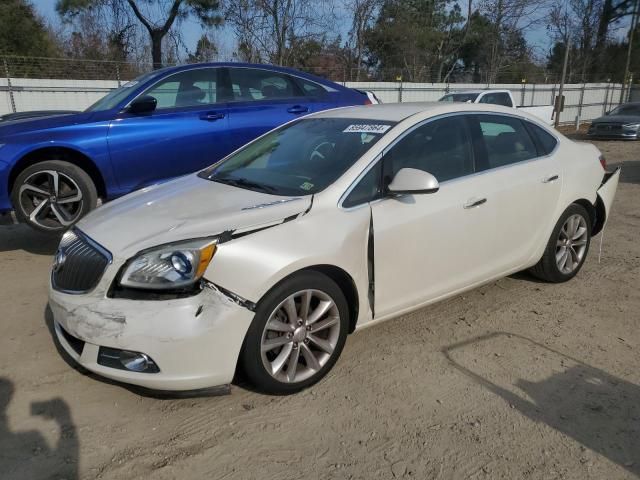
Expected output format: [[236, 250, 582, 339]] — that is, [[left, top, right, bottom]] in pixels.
[[49, 103, 620, 395]]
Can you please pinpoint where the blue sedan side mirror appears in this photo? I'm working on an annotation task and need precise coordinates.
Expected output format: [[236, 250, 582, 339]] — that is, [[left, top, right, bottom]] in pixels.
[[129, 95, 157, 114]]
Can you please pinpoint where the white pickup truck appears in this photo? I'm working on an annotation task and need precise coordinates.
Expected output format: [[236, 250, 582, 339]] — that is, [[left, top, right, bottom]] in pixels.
[[439, 89, 554, 125]]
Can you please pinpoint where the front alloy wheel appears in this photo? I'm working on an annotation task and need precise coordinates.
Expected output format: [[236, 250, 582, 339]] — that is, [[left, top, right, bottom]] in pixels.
[[11, 160, 98, 233], [241, 271, 349, 394], [261, 289, 341, 383]]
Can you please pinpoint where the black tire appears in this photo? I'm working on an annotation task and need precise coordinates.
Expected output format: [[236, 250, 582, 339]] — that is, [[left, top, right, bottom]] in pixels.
[[530, 203, 592, 283], [240, 271, 349, 394], [11, 160, 98, 234]]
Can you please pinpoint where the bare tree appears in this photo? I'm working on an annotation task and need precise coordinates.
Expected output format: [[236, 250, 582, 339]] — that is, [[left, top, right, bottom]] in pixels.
[[345, 0, 380, 80], [224, 0, 335, 66], [479, 0, 547, 83], [57, 0, 222, 68]]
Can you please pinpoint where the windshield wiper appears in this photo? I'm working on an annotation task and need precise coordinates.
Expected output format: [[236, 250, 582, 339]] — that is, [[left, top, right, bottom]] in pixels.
[[212, 176, 278, 194]]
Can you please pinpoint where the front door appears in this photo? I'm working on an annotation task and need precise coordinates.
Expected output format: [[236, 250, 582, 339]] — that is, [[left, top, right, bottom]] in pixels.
[[371, 115, 499, 317], [107, 67, 230, 191]]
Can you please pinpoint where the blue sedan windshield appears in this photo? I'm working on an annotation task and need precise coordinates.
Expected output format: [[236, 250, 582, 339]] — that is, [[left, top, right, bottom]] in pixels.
[[200, 118, 395, 196]]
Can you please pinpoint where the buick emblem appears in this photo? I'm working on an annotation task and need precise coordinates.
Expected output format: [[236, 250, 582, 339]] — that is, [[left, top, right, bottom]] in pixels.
[[53, 249, 67, 273]]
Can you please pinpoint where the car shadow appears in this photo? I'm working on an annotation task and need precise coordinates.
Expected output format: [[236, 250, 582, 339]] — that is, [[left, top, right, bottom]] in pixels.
[[0, 223, 60, 255], [443, 332, 640, 477], [44, 304, 230, 399], [0, 377, 79, 480]]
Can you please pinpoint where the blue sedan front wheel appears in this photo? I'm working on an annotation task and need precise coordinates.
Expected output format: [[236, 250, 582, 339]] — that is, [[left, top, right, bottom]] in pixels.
[[11, 160, 97, 234]]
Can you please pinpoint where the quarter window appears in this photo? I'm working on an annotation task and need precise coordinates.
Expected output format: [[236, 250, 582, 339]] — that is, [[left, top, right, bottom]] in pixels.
[[527, 122, 558, 155], [229, 68, 303, 101], [142, 69, 219, 109], [384, 116, 474, 184], [297, 77, 326, 97], [478, 115, 538, 168]]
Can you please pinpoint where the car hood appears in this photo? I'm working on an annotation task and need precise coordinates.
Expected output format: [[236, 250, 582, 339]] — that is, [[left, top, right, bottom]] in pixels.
[[77, 174, 311, 258], [0, 111, 96, 137], [591, 115, 640, 125]]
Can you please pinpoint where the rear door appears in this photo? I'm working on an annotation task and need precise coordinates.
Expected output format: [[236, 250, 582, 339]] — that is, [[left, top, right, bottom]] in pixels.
[[468, 114, 563, 273], [107, 67, 230, 191], [223, 67, 318, 153]]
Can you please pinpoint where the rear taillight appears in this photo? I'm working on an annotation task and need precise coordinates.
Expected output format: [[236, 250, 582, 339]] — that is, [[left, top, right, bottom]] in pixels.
[[363, 98, 372, 105], [599, 154, 607, 170]]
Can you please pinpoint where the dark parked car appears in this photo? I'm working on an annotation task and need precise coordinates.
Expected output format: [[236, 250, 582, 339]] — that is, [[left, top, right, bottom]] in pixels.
[[0, 63, 373, 233], [588, 102, 640, 140]]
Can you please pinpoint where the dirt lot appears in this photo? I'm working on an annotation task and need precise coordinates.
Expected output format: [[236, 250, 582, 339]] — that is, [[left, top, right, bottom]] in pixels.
[[0, 136, 638, 480]]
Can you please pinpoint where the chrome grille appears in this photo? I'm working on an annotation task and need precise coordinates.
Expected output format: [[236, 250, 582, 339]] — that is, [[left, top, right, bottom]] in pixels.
[[596, 123, 622, 131], [52, 230, 111, 293]]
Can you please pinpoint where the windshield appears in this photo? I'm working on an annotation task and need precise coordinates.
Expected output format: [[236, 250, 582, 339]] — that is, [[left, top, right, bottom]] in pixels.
[[85, 71, 161, 112], [200, 118, 396, 196], [439, 93, 479, 103], [609, 104, 640, 116]]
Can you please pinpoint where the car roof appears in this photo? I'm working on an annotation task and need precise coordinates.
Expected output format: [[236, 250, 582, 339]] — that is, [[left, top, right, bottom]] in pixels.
[[152, 62, 344, 89], [310, 101, 523, 122], [444, 89, 508, 95]]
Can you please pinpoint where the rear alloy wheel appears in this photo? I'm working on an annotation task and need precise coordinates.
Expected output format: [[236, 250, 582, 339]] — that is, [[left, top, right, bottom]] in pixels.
[[241, 272, 349, 394], [530, 203, 592, 282], [11, 160, 97, 234]]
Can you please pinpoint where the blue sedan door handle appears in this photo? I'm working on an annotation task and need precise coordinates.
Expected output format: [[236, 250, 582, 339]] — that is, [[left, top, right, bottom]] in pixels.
[[287, 105, 309, 114], [200, 112, 225, 121]]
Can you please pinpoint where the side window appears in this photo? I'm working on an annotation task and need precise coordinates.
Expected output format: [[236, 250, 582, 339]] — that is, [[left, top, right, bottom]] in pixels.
[[479, 92, 512, 107], [343, 161, 382, 208], [296, 77, 326, 97], [142, 69, 218, 109], [384, 116, 474, 184], [478, 115, 538, 168], [229, 68, 303, 101], [527, 122, 558, 155]]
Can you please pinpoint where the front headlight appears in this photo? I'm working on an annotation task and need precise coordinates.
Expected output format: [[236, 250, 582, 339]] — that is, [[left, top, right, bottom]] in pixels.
[[119, 238, 217, 290], [623, 123, 640, 130]]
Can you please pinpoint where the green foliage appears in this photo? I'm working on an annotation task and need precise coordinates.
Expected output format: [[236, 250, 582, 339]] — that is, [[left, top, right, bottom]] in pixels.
[[0, 0, 59, 57], [364, 0, 465, 81]]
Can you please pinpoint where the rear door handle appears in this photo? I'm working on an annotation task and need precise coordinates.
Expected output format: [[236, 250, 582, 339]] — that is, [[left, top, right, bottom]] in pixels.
[[287, 105, 309, 114], [463, 198, 487, 209], [200, 112, 225, 121], [543, 174, 559, 183]]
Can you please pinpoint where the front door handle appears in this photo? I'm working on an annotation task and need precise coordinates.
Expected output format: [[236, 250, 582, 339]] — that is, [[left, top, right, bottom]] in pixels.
[[543, 174, 559, 183], [200, 112, 225, 121], [287, 105, 309, 114], [463, 198, 487, 209]]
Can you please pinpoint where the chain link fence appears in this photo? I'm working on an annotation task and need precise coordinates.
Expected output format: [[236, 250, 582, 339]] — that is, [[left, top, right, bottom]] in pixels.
[[1, 55, 636, 126]]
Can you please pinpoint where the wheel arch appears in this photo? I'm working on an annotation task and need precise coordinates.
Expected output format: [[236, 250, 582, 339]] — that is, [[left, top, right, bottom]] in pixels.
[[572, 198, 597, 233], [9, 147, 106, 198], [259, 264, 361, 334]]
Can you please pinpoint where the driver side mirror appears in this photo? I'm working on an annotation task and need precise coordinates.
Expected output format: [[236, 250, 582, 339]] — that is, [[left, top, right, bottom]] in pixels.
[[128, 95, 157, 114], [387, 168, 439, 195]]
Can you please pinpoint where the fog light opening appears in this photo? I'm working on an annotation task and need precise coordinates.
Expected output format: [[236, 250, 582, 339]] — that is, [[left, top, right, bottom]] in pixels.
[[120, 351, 152, 372], [97, 346, 160, 373]]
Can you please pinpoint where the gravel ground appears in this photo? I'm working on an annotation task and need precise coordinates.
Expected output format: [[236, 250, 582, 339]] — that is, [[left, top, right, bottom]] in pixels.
[[0, 136, 638, 480]]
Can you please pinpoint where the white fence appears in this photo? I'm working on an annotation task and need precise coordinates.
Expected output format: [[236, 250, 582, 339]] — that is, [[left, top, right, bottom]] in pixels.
[[0, 77, 632, 124]]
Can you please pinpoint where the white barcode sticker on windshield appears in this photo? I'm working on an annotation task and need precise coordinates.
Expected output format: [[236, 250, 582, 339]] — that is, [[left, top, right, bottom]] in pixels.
[[343, 124, 391, 134]]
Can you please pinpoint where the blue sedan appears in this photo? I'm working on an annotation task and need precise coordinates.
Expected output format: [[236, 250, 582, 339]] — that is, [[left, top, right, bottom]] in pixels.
[[0, 63, 373, 232]]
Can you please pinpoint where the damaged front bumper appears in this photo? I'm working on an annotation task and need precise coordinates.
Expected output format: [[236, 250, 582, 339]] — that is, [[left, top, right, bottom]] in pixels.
[[49, 282, 255, 391]]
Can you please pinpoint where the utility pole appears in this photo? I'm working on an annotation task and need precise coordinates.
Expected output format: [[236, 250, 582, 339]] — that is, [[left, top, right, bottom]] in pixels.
[[555, 39, 571, 127], [620, 0, 639, 103]]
